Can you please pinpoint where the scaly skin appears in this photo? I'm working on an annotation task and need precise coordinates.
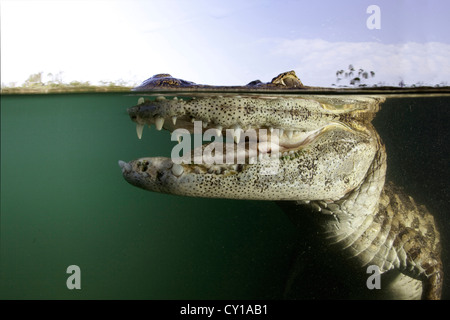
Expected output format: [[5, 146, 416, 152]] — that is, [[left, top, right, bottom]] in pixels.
[[119, 72, 443, 299]]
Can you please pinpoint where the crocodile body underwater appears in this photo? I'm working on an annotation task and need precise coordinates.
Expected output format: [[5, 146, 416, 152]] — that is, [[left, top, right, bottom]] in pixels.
[[119, 71, 443, 299]]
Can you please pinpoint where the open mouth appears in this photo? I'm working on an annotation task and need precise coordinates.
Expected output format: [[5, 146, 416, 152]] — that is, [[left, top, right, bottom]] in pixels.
[[123, 95, 355, 175], [118, 94, 380, 201]]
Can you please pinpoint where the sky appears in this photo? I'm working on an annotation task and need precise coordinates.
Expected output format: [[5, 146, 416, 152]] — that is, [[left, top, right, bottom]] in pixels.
[[1, 0, 450, 87]]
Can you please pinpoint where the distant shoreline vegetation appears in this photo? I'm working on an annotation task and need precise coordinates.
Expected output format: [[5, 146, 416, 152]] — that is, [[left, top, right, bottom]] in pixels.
[[332, 65, 449, 88], [2, 70, 449, 94], [1, 72, 134, 94]]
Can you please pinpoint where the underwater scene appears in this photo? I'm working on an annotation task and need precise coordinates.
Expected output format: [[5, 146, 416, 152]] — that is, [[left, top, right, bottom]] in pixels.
[[1, 92, 449, 299]]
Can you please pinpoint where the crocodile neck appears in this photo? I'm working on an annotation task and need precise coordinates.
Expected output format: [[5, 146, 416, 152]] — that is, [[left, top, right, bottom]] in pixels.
[[282, 138, 442, 299], [308, 131, 386, 251]]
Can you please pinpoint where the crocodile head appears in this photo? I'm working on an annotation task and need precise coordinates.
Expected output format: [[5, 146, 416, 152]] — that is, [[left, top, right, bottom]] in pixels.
[[119, 72, 385, 202]]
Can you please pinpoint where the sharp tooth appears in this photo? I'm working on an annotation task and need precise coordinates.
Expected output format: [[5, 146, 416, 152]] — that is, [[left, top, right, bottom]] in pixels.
[[286, 130, 293, 139], [249, 157, 256, 164], [258, 153, 263, 161], [202, 121, 208, 128], [171, 163, 184, 177], [269, 127, 274, 133], [194, 167, 203, 174], [155, 117, 164, 130], [233, 125, 242, 144], [138, 97, 145, 105], [173, 97, 178, 100], [118, 160, 131, 173], [279, 128, 284, 137], [136, 123, 144, 139], [311, 202, 321, 212], [156, 96, 166, 101], [234, 132, 241, 144], [215, 125, 222, 137], [171, 116, 177, 125]]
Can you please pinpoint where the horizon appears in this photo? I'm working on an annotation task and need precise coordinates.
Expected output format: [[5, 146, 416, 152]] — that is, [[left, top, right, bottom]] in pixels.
[[1, 0, 449, 88]]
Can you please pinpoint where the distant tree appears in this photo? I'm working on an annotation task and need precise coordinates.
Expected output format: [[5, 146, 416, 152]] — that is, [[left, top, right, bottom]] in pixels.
[[335, 65, 375, 87], [46, 71, 64, 86], [23, 72, 44, 87]]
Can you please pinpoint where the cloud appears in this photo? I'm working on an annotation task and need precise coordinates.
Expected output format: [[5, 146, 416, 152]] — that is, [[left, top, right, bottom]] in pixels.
[[268, 38, 450, 86]]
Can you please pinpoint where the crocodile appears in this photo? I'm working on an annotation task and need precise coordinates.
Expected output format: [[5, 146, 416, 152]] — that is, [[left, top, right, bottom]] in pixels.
[[119, 71, 443, 299]]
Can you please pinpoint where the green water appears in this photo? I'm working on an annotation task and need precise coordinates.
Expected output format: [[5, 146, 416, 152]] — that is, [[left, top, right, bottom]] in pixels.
[[1, 93, 449, 299], [0, 93, 296, 299]]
